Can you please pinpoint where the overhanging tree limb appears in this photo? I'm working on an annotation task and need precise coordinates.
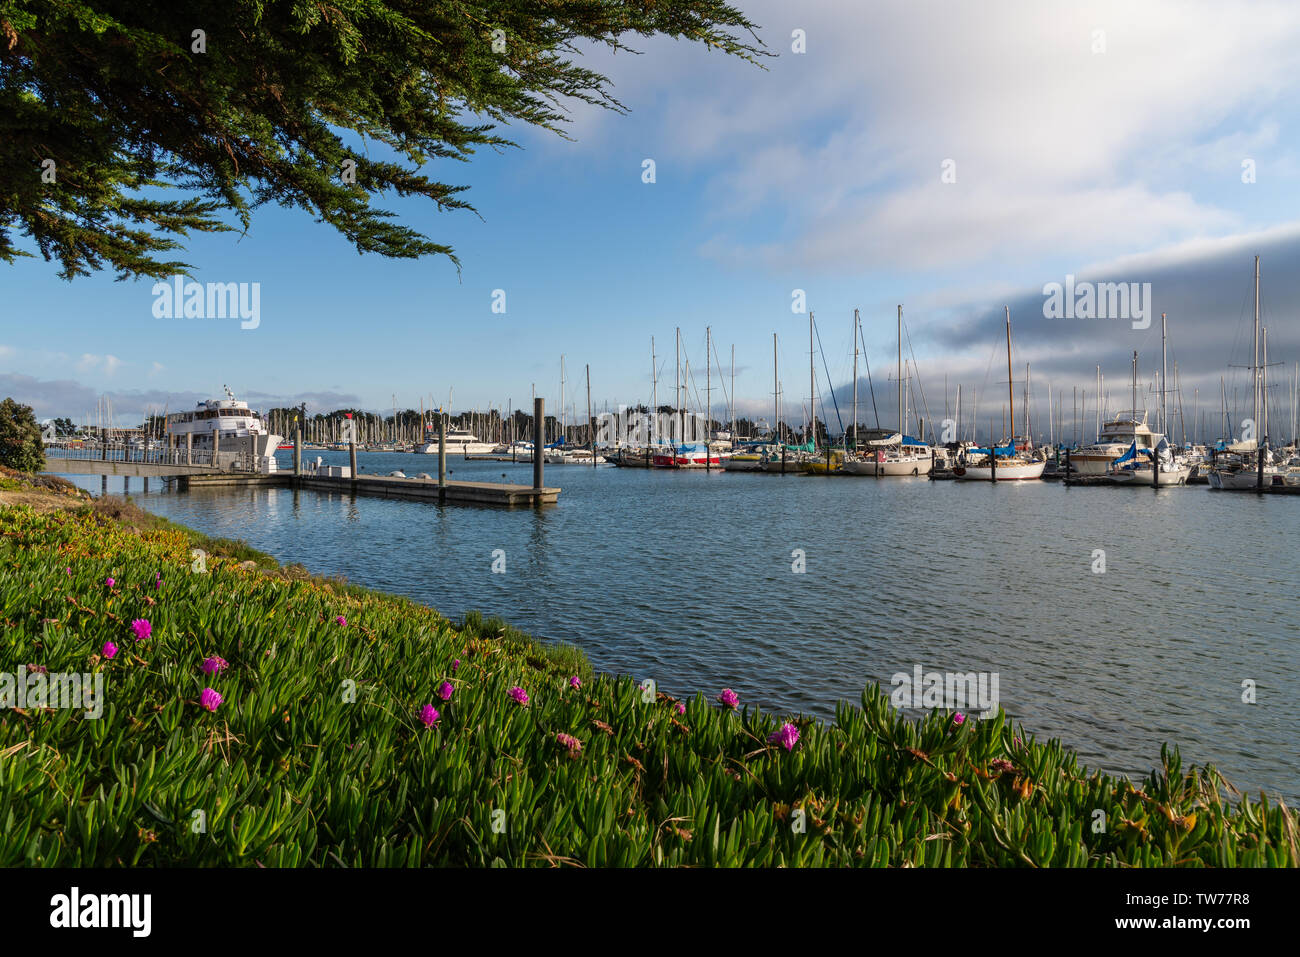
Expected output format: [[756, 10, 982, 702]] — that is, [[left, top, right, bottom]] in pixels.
[[0, 0, 766, 280]]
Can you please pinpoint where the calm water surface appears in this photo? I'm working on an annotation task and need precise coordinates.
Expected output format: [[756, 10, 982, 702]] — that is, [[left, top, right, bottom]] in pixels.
[[68, 452, 1300, 800]]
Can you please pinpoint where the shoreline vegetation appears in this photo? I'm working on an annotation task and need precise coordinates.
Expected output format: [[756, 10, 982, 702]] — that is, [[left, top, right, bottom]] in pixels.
[[0, 470, 1295, 867]]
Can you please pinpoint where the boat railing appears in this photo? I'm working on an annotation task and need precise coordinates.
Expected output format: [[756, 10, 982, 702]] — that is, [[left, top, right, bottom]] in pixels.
[[42, 442, 261, 472]]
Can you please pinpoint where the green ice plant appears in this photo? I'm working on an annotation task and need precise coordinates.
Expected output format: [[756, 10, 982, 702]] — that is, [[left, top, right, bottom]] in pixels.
[[0, 503, 1295, 867]]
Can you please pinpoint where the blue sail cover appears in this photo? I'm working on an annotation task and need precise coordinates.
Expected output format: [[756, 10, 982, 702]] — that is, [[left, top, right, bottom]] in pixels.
[[901, 435, 929, 448], [1112, 441, 1137, 464], [1112, 441, 1153, 465], [968, 444, 1016, 456]]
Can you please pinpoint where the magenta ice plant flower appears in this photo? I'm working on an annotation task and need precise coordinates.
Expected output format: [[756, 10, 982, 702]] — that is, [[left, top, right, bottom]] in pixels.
[[768, 722, 800, 751], [452, 658, 460, 672], [130, 618, 151, 641], [507, 686, 529, 706], [102, 642, 118, 660], [569, 675, 581, 689], [555, 732, 582, 753], [334, 615, 346, 626], [676, 701, 686, 715], [419, 704, 440, 728], [155, 572, 162, 589], [718, 688, 739, 709], [202, 656, 228, 675], [437, 681, 454, 701], [200, 688, 223, 712], [952, 712, 965, 726], [105, 576, 115, 587]]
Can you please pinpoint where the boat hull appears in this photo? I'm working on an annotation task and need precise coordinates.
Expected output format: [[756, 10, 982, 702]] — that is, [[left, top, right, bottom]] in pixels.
[[953, 460, 1046, 481], [843, 458, 931, 476]]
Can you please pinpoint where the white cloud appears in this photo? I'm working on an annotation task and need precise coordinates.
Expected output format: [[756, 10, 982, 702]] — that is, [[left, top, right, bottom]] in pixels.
[[74, 353, 124, 376], [559, 1, 1300, 272]]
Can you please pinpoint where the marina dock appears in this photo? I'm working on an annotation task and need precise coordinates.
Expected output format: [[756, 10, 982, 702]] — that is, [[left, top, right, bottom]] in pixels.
[[181, 471, 559, 506]]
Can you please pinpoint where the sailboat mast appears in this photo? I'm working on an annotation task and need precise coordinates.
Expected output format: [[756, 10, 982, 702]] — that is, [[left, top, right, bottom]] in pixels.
[[1024, 363, 1031, 444], [706, 326, 712, 460], [1095, 365, 1101, 440], [676, 327, 682, 444], [809, 312, 816, 449], [586, 364, 594, 465], [1005, 307, 1014, 445], [897, 305, 904, 437], [1253, 255, 1261, 442], [730, 344, 736, 442], [773, 333, 779, 442], [1131, 351, 1138, 421], [852, 309, 859, 452], [1263, 326, 1269, 446], [1161, 312, 1168, 436]]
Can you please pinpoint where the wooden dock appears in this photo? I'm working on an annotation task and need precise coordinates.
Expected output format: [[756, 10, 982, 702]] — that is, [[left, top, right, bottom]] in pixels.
[[181, 472, 559, 507]]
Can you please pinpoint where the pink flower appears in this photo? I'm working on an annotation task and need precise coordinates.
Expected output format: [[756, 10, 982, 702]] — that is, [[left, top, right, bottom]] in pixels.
[[438, 681, 454, 701], [555, 732, 582, 753], [452, 659, 460, 672], [200, 688, 223, 712], [334, 615, 346, 626], [102, 642, 118, 660], [569, 675, 581, 689], [130, 618, 151, 641], [65, 566, 72, 575], [202, 656, 228, 675], [507, 686, 529, 706], [675, 701, 686, 715], [105, 576, 115, 587], [155, 572, 162, 589], [768, 722, 800, 751], [952, 712, 965, 726], [990, 758, 1015, 775], [419, 704, 440, 727], [718, 688, 739, 709]]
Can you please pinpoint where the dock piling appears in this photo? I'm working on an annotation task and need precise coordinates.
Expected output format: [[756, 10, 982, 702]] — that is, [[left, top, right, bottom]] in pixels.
[[438, 413, 447, 503], [347, 414, 357, 487], [532, 398, 544, 492]]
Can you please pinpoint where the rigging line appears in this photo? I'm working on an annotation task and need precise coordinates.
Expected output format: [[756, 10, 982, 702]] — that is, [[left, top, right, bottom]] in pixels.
[[858, 319, 880, 429], [813, 317, 846, 434], [902, 318, 935, 441], [709, 336, 732, 412]]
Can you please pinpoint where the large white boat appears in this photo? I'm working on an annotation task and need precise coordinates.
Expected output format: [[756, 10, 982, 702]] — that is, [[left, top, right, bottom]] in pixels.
[[1068, 411, 1160, 476], [415, 427, 496, 455], [163, 386, 281, 473]]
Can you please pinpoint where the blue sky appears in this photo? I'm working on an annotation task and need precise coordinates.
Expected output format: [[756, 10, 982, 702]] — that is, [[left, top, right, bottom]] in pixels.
[[6, 0, 1300, 442]]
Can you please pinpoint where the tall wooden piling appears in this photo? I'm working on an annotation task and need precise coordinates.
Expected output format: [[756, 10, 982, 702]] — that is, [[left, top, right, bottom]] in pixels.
[[293, 419, 302, 477], [347, 413, 357, 486], [533, 398, 545, 492], [438, 413, 447, 503]]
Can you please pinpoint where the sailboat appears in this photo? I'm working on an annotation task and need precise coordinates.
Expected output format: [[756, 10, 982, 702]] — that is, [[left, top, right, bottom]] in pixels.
[[954, 307, 1046, 481], [844, 305, 933, 476]]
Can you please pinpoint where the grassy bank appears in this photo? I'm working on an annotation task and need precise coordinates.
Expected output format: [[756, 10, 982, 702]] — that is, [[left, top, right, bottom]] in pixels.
[[0, 484, 1296, 865]]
